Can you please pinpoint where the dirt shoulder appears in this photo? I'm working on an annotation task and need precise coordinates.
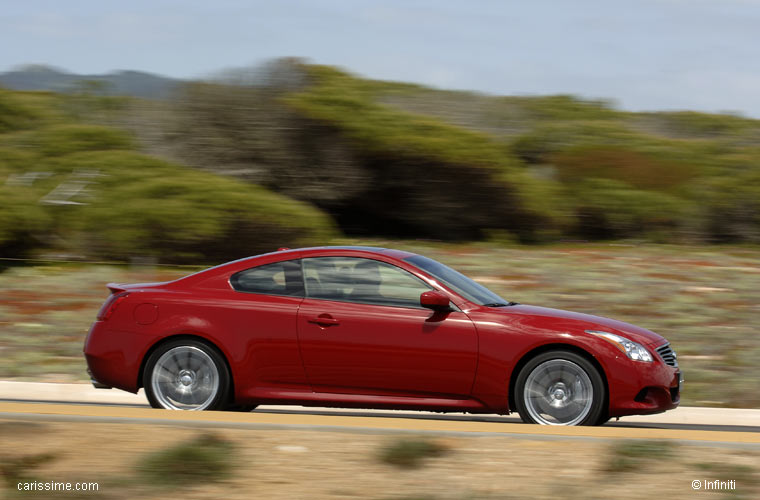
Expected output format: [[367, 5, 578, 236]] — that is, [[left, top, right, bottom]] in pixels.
[[1, 418, 758, 500]]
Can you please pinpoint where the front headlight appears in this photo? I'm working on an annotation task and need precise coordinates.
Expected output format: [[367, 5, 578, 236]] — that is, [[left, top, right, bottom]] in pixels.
[[585, 330, 653, 362]]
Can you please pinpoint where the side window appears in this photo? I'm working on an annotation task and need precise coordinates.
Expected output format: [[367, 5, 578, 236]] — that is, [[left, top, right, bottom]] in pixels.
[[230, 260, 304, 297], [302, 257, 432, 308]]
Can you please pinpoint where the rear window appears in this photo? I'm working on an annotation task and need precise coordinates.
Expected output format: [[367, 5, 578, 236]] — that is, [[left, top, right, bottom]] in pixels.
[[230, 260, 304, 297]]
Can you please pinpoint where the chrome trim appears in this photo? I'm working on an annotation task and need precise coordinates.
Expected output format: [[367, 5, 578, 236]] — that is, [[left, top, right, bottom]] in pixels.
[[655, 342, 678, 367]]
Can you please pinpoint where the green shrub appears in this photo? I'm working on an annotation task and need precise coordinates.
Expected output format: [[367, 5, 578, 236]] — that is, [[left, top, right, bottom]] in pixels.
[[136, 433, 235, 487], [378, 438, 447, 469], [654, 111, 757, 137], [0, 98, 338, 263], [691, 171, 760, 243], [283, 63, 566, 241], [569, 178, 691, 239], [604, 440, 676, 473], [0, 452, 57, 485], [36, 124, 133, 157], [0, 90, 48, 133], [516, 94, 621, 122], [53, 151, 337, 262], [551, 146, 696, 191]]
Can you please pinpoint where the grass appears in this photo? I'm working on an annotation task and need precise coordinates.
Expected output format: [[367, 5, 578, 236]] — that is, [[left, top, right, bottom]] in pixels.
[[1, 241, 758, 408], [378, 438, 447, 469], [136, 433, 236, 487], [603, 440, 676, 473]]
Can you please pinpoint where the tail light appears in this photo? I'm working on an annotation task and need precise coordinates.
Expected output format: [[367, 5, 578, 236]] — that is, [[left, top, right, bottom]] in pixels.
[[97, 292, 129, 321]]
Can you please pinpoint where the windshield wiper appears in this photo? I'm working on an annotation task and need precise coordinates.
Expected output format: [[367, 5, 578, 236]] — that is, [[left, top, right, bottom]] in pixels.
[[483, 302, 518, 307]]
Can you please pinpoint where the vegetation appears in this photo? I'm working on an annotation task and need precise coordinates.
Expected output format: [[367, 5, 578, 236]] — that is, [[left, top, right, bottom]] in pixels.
[[378, 438, 447, 469], [0, 451, 57, 485], [136, 433, 236, 486], [153, 60, 760, 246], [604, 440, 676, 473], [0, 87, 336, 263], [3, 60, 760, 260]]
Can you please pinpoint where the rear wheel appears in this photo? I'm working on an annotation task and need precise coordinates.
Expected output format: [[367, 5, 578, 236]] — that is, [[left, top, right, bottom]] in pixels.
[[515, 351, 605, 426], [143, 339, 230, 411]]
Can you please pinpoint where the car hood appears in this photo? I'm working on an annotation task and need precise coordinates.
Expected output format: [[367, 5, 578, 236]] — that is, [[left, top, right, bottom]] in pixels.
[[494, 304, 666, 346]]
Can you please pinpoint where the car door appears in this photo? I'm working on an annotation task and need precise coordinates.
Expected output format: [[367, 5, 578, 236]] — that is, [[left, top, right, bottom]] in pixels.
[[224, 259, 308, 388], [296, 256, 478, 397]]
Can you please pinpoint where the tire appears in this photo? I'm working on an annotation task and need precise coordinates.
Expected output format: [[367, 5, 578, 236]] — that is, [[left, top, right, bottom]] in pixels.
[[514, 350, 605, 426], [595, 415, 611, 426], [143, 339, 230, 411]]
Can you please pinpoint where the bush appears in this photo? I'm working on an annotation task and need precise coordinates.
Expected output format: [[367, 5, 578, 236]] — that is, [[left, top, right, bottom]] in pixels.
[[604, 440, 676, 473], [284, 64, 566, 241], [0, 452, 57, 485], [654, 111, 756, 137], [570, 178, 690, 240], [53, 151, 337, 262], [0, 91, 339, 263], [136, 433, 235, 486], [36, 124, 133, 157], [0, 90, 43, 133], [551, 146, 696, 191], [378, 438, 447, 469], [516, 94, 621, 122], [691, 171, 760, 243]]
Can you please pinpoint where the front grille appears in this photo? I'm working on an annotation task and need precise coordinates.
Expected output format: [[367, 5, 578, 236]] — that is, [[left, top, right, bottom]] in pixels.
[[656, 343, 678, 367]]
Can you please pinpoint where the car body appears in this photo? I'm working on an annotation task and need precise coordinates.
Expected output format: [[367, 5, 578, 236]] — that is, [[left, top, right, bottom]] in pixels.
[[84, 246, 681, 425]]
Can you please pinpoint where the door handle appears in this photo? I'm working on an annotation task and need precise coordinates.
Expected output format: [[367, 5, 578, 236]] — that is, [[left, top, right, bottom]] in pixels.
[[308, 315, 340, 327]]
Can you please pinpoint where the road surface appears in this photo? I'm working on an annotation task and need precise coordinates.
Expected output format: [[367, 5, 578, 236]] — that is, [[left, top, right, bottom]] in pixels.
[[1, 382, 758, 441]]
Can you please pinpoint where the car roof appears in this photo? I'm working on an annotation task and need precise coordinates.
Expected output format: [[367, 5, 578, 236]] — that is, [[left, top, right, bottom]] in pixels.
[[192, 246, 416, 279], [276, 245, 416, 260]]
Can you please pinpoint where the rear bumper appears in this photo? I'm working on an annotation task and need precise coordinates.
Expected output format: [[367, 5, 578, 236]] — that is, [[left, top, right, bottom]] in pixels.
[[90, 378, 112, 389], [87, 367, 112, 389], [83, 322, 144, 394]]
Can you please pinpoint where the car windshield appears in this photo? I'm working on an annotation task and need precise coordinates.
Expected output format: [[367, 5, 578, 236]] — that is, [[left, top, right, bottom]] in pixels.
[[404, 255, 512, 306]]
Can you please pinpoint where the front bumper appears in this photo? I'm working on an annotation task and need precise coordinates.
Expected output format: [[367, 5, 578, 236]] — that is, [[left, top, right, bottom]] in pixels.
[[605, 348, 681, 417]]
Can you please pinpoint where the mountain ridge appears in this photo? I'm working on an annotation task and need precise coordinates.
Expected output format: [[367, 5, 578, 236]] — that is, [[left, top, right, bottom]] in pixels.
[[0, 65, 181, 99]]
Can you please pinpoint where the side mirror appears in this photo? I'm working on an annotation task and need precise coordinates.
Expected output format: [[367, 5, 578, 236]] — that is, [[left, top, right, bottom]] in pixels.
[[420, 290, 450, 311]]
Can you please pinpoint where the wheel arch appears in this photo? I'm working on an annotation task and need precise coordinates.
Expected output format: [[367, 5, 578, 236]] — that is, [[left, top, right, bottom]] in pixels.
[[137, 334, 236, 403], [507, 343, 609, 415]]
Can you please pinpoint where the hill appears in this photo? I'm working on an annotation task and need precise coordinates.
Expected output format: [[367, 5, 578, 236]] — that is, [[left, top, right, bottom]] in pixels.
[[0, 65, 181, 99]]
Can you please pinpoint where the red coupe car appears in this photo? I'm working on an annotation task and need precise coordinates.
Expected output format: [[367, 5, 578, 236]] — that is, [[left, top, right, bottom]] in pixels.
[[84, 246, 681, 425]]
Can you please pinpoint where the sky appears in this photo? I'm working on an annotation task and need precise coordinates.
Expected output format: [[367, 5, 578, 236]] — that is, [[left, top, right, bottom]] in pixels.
[[2, 0, 760, 116]]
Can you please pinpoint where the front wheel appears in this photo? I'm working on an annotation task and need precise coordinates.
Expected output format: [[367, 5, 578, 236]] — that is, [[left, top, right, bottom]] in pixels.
[[143, 339, 230, 411], [515, 351, 605, 426]]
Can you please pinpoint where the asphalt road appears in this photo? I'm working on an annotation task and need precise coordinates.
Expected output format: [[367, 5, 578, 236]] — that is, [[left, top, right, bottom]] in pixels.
[[1, 382, 759, 439], [1, 401, 759, 446]]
